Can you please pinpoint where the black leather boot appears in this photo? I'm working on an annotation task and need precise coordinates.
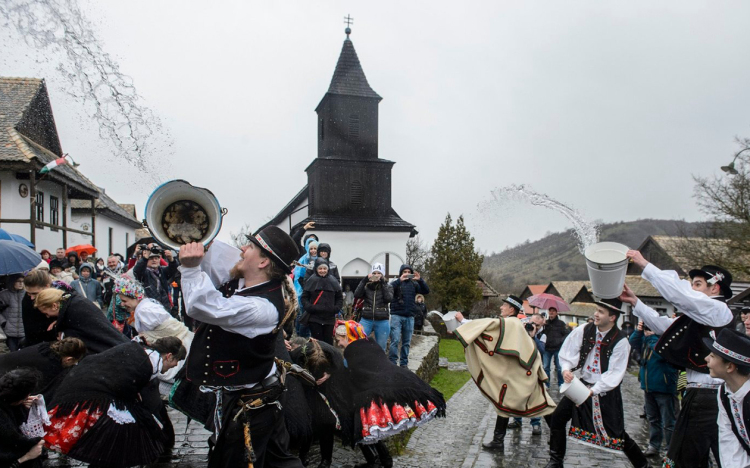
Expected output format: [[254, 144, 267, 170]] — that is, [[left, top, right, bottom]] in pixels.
[[375, 441, 393, 468], [482, 416, 508, 451], [544, 428, 567, 468], [622, 434, 650, 468]]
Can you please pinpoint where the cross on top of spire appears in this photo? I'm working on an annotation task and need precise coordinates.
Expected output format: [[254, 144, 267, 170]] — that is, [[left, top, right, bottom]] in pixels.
[[344, 14, 353, 38]]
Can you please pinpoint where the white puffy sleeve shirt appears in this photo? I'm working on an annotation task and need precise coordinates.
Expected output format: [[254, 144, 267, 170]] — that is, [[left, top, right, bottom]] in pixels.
[[558, 324, 630, 396], [718, 380, 750, 468], [134, 299, 173, 333], [179, 243, 278, 340]]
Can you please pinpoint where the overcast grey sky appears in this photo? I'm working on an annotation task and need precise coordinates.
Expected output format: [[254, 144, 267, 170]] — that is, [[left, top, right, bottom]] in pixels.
[[3, 1, 750, 253]]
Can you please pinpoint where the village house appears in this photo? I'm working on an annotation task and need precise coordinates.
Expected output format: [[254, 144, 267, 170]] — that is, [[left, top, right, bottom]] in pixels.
[[0, 77, 140, 253]]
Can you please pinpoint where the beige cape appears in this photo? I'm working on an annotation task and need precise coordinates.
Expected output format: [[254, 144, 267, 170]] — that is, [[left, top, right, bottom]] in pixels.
[[455, 317, 556, 418]]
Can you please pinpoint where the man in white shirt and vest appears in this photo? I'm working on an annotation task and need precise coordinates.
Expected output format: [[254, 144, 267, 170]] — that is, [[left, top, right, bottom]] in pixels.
[[544, 298, 649, 468], [705, 328, 750, 468], [621, 250, 733, 468], [179, 226, 304, 468]]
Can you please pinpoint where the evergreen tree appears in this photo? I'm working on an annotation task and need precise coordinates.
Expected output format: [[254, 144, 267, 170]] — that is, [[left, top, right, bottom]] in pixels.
[[427, 214, 484, 311]]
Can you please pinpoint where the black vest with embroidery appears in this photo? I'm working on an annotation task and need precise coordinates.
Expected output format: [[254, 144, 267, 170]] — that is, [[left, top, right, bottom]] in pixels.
[[572, 323, 625, 375], [654, 297, 731, 374], [719, 384, 750, 456], [186, 279, 285, 386]]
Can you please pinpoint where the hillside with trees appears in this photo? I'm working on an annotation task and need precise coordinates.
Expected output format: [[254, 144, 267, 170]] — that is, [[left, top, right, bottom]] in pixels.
[[480, 219, 704, 294]]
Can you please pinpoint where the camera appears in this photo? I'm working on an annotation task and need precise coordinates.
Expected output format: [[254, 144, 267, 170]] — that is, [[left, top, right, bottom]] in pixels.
[[524, 323, 535, 332], [139, 243, 150, 251]]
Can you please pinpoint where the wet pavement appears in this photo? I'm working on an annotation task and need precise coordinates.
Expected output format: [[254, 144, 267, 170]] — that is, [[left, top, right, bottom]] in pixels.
[[44, 372, 657, 468]]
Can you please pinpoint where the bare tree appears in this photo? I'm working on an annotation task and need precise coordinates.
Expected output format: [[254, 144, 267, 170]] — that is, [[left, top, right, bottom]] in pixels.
[[675, 138, 750, 277], [406, 235, 430, 278], [229, 224, 253, 249]]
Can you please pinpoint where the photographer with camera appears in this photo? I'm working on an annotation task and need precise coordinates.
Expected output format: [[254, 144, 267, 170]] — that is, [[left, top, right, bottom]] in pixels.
[[133, 244, 179, 312], [389, 264, 429, 367]]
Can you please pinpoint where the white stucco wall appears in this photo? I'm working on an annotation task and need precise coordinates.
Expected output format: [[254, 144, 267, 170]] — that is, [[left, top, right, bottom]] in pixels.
[[271, 197, 412, 281], [0, 172, 75, 250], [69, 212, 137, 257]]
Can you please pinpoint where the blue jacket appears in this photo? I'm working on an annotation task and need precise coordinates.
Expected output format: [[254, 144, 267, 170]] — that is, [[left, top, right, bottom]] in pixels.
[[390, 264, 429, 318], [293, 238, 318, 298], [629, 330, 679, 394]]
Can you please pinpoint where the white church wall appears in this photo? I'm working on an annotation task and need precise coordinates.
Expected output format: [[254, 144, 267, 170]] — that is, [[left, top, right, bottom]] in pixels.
[[312, 230, 410, 280], [69, 213, 136, 257]]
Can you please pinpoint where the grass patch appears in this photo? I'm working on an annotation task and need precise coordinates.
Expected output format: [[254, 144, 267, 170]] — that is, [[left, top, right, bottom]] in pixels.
[[439, 338, 466, 363], [430, 368, 471, 401]]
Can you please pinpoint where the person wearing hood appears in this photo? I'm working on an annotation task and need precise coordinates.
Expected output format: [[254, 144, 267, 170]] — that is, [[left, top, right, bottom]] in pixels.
[[133, 246, 179, 312], [49, 260, 74, 286], [389, 264, 429, 367], [0, 275, 26, 352], [69, 263, 104, 309], [354, 263, 393, 351], [66, 252, 80, 277], [294, 238, 318, 337], [302, 258, 343, 345], [317, 243, 340, 283]]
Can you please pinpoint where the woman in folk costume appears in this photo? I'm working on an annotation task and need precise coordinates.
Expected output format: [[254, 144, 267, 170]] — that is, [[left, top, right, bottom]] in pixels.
[[544, 299, 648, 468], [454, 306, 556, 452], [33, 288, 129, 354], [334, 320, 446, 468], [289, 337, 349, 468], [43, 337, 186, 467], [0, 369, 46, 468]]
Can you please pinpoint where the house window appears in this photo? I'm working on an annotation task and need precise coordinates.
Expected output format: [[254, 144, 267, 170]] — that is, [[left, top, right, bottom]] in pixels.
[[125, 232, 129, 254], [350, 180, 363, 206], [35, 192, 44, 222], [108, 228, 113, 256], [348, 114, 360, 139], [50, 196, 59, 225]]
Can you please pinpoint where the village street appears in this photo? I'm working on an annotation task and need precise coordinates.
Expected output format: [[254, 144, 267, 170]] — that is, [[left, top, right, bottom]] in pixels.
[[44, 370, 655, 468]]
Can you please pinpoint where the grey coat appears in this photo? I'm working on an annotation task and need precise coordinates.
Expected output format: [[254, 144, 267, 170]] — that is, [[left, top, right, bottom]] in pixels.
[[0, 289, 25, 338]]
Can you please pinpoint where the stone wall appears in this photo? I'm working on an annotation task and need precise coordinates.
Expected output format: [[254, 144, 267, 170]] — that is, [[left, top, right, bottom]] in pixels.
[[405, 333, 440, 383]]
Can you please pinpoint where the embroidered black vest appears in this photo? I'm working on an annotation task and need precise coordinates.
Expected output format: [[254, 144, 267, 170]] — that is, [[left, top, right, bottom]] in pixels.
[[186, 279, 285, 386], [654, 297, 731, 374], [572, 323, 625, 374], [719, 384, 750, 456]]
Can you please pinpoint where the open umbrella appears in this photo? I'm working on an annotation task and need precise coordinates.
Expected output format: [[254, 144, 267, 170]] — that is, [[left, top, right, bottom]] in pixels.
[[9, 234, 34, 249], [527, 293, 571, 312], [66, 244, 97, 256], [0, 240, 42, 275], [0, 229, 13, 241]]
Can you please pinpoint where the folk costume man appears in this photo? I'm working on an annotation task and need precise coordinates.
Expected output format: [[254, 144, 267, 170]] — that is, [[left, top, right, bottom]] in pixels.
[[455, 298, 556, 453], [545, 298, 649, 468], [704, 329, 750, 468], [179, 226, 304, 468], [621, 250, 733, 468]]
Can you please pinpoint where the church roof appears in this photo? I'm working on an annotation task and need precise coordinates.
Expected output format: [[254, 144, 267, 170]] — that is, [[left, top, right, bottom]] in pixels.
[[298, 211, 416, 234], [325, 39, 381, 100]]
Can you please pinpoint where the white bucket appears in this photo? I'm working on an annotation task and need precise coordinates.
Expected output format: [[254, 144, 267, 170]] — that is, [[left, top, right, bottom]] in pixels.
[[442, 311, 460, 332], [560, 376, 590, 405], [584, 242, 629, 299]]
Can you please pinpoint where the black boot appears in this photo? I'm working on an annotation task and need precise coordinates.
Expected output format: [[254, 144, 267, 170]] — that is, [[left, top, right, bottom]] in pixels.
[[316, 460, 332, 468], [355, 444, 378, 468], [482, 416, 508, 451], [374, 441, 393, 468], [544, 428, 567, 468], [622, 434, 650, 468]]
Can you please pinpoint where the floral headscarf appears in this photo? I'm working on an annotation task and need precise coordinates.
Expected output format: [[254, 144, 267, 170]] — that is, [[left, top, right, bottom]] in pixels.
[[335, 320, 367, 343], [114, 277, 145, 301]]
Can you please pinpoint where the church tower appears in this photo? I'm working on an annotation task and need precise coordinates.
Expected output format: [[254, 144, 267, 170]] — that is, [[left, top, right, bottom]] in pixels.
[[261, 22, 415, 281], [305, 26, 412, 230]]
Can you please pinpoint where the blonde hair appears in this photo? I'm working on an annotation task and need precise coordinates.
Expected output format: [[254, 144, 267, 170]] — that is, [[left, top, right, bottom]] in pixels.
[[34, 288, 64, 309]]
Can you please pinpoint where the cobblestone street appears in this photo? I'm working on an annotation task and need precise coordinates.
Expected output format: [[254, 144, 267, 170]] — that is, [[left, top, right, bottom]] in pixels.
[[44, 370, 655, 468]]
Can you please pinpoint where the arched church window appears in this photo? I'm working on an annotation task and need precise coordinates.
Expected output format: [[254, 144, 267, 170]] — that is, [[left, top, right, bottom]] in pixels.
[[349, 114, 360, 139], [350, 180, 363, 206]]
